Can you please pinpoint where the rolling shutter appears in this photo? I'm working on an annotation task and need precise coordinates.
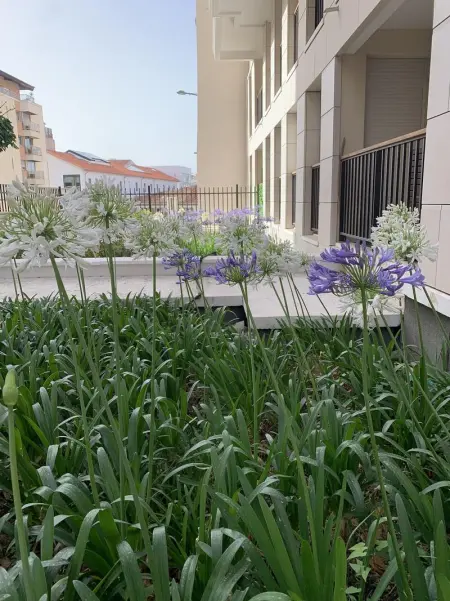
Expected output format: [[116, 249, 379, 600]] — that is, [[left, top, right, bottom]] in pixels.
[[364, 58, 429, 147]]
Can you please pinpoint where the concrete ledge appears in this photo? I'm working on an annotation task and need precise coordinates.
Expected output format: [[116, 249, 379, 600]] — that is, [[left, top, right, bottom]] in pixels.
[[404, 285, 450, 319], [0, 256, 221, 280]]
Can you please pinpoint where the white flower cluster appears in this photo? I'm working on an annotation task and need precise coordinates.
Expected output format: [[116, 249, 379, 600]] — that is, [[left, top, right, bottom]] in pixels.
[[371, 203, 437, 263], [128, 211, 181, 258], [258, 236, 313, 281], [217, 208, 270, 256], [0, 181, 100, 271], [64, 182, 139, 244]]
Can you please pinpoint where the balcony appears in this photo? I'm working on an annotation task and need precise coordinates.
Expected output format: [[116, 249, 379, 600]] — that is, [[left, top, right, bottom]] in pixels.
[[0, 86, 19, 100], [20, 94, 39, 115], [339, 130, 426, 242], [19, 120, 40, 139], [24, 170, 44, 181], [24, 146, 43, 161], [211, 0, 273, 60]]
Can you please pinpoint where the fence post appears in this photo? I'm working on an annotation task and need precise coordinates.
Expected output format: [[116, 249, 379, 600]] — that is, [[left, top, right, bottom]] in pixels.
[[148, 185, 152, 212], [235, 184, 239, 208]]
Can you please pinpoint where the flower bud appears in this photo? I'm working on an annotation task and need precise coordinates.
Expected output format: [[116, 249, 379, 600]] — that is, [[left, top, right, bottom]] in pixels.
[[2, 370, 18, 408]]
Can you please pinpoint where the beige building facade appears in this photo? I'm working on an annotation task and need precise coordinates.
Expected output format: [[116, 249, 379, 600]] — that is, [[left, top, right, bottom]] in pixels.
[[0, 70, 51, 187], [198, 0, 450, 303]]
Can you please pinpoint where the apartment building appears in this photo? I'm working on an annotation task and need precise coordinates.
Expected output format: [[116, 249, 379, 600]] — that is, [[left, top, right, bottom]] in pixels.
[[48, 151, 179, 191], [199, 0, 450, 355], [0, 70, 50, 186]]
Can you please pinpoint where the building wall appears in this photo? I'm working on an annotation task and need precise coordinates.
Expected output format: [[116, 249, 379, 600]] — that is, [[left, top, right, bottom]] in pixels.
[[48, 155, 176, 192], [417, 4, 450, 297], [196, 0, 249, 188], [0, 81, 23, 184], [0, 76, 51, 187]]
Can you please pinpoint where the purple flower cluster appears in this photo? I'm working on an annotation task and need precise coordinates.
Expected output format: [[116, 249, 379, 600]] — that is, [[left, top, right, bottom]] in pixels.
[[308, 242, 425, 297], [163, 249, 202, 283], [204, 251, 261, 286]]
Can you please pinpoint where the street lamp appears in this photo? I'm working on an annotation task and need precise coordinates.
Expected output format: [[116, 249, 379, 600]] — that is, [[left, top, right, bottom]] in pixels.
[[177, 90, 198, 97]]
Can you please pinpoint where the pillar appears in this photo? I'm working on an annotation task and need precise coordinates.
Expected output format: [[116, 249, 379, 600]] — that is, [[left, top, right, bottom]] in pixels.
[[318, 57, 341, 247]]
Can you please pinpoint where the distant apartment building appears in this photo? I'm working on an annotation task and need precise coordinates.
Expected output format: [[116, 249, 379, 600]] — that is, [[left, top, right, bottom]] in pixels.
[[198, 0, 450, 357], [152, 166, 194, 188], [0, 70, 50, 186], [48, 150, 179, 191], [45, 126, 55, 152]]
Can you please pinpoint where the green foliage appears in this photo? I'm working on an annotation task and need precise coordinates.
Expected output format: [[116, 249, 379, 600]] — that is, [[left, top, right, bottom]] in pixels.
[[0, 110, 18, 153], [0, 294, 449, 600]]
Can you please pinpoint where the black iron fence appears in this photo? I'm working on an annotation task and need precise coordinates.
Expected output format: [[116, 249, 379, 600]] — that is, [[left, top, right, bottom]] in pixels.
[[0, 183, 258, 217], [339, 130, 426, 242], [311, 164, 320, 233]]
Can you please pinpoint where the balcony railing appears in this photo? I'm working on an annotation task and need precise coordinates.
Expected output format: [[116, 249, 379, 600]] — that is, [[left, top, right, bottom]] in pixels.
[[340, 129, 426, 242], [311, 164, 320, 233], [20, 93, 35, 102], [21, 120, 40, 133], [0, 86, 20, 100], [24, 146, 42, 156], [25, 170, 44, 180]]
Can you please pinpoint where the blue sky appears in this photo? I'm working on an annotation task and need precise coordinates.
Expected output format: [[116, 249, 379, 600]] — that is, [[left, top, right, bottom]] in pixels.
[[2, 0, 198, 170]]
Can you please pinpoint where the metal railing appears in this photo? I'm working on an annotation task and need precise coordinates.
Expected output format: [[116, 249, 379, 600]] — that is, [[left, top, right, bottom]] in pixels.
[[21, 120, 40, 132], [340, 129, 426, 242], [0, 86, 19, 100], [24, 146, 42, 156], [311, 164, 320, 233], [315, 0, 324, 28], [20, 93, 36, 103]]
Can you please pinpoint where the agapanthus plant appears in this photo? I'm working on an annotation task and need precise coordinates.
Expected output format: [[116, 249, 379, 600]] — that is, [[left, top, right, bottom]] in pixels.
[[371, 203, 437, 263], [204, 251, 262, 286], [163, 249, 201, 282], [259, 236, 312, 280], [65, 181, 139, 244], [130, 211, 180, 259], [217, 207, 272, 256], [308, 242, 425, 328], [0, 181, 99, 271]]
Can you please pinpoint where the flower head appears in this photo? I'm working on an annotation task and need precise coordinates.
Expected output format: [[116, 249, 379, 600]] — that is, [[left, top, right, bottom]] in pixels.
[[371, 203, 437, 263], [130, 211, 180, 258], [308, 243, 425, 298], [258, 236, 313, 280], [68, 182, 139, 244], [0, 181, 99, 270], [204, 251, 262, 286], [217, 207, 271, 255]]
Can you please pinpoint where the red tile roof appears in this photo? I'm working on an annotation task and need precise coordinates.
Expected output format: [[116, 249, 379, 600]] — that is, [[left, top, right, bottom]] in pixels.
[[48, 151, 179, 182]]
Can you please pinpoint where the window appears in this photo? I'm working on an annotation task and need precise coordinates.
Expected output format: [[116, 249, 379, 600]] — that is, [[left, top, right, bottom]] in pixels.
[[293, 6, 299, 65], [315, 0, 324, 29], [63, 174, 81, 188], [256, 88, 263, 125], [291, 172, 296, 226]]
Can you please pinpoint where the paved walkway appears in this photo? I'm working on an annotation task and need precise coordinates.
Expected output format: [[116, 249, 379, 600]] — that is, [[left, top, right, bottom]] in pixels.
[[0, 273, 402, 329]]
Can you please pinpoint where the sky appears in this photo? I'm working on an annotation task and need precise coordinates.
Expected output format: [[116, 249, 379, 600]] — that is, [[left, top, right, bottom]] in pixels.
[[1, 0, 198, 171]]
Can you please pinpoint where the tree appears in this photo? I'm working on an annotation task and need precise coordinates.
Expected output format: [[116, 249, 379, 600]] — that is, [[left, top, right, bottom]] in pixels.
[[0, 103, 18, 153]]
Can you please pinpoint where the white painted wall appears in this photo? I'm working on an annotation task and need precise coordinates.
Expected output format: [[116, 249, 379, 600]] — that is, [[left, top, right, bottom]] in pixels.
[[48, 154, 177, 192]]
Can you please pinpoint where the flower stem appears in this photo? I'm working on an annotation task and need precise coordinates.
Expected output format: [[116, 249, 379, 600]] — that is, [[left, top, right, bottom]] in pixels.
[[146, 253, 158, 504], [360, 289, 412, 600], [8, 408, 35, 601]]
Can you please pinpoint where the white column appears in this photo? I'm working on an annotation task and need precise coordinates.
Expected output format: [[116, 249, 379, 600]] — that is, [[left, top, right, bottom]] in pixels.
[[420, 7, 450, 293], [318, 57, 341, 247]]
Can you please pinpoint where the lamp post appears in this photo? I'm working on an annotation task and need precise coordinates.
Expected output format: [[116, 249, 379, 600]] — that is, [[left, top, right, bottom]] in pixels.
[[177, 90, 198, 97]]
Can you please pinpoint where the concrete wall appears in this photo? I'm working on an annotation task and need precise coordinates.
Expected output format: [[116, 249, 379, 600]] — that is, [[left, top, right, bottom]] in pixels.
[[196, 0, 249, 188], [418, 4, 450, 298]]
